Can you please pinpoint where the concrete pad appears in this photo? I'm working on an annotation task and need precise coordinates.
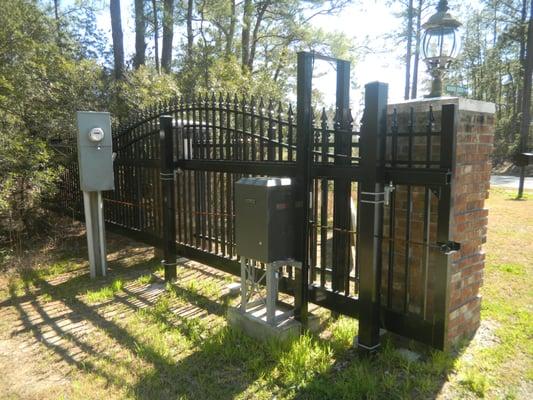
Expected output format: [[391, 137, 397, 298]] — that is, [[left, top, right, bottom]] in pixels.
[[397, 348, 421, 362], [227, 304, 320, 342], [225, 282, 241, 296]]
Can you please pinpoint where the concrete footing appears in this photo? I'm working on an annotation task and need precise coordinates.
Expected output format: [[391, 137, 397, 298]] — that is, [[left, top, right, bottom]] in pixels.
[[228, 304, 320, 342]]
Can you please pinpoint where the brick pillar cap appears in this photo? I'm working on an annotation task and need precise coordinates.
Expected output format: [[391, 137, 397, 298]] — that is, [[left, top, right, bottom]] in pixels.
[[387, 97, 495, 114]]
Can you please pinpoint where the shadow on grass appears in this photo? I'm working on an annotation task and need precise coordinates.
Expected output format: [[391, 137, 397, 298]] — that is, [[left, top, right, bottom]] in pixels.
[[294, 333, 464, 400], [2, 241, 464, 399], [2, 258, 286, 399]]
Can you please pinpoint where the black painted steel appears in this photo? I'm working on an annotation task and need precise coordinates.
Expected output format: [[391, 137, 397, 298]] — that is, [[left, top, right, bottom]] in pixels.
[[160, 115, 177, 281], [293, 51, 314, 325], [357, 82, 388, 353], [331, 60, 352, 293], [53, 55, 459, 351]]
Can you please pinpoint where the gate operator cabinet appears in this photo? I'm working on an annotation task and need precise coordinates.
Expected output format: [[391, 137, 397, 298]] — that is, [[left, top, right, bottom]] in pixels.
[[235, 177, 294, 263]]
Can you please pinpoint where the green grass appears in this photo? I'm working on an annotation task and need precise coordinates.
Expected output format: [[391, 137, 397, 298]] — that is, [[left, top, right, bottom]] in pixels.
[[0, 189, 531, 399], [85, 278, 124, 304]]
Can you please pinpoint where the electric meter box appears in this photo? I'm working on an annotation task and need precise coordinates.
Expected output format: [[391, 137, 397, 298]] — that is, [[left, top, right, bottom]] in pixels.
[[76, 111, 115, 192], [235, 177, 294, 263]]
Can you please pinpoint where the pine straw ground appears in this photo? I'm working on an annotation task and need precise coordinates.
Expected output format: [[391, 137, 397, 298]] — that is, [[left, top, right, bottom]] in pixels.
[[0, 188, 531, 400]]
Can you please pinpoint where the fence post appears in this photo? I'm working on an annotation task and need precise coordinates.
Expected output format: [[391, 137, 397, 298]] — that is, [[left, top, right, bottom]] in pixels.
[[432, 104, 457, 349], [294, 51, 313, 325], [159, 115, 177, 282], [332, 59, 352, 292], [357, 81, 388, 354]]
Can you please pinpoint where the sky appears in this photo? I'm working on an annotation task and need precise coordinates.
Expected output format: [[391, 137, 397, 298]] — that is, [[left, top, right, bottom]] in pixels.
[[87, 0, 468, 110]]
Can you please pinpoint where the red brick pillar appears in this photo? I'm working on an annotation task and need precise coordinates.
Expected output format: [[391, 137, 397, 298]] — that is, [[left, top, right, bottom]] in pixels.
[[385, 98, 495, 349]]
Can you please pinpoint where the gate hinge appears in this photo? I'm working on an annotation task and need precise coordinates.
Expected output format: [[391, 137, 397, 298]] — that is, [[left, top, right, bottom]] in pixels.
[[437, 241, 461, 254]]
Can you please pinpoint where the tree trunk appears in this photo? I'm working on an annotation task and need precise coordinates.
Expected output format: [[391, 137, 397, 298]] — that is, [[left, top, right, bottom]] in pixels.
[[54, 0, 61, 49], [186, 0, 194, 60], [411, 0, 422, 99], [110, 0, 125, 80], [225, 0, 236, 58], [516, 0, 528, 143], [518, 0, 533, 196], [161, 0, 174, 73], [520, 0, 533, 154], [248, 1, 269, 71], [404, 0, 414, 100], [134, 0, 146, 69], [152, 0, 160, 74], [241, 0, 252, 71]]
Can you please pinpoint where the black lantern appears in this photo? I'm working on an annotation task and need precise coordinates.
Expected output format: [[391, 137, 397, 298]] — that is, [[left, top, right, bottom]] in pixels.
[[422, 0, 461, 97]]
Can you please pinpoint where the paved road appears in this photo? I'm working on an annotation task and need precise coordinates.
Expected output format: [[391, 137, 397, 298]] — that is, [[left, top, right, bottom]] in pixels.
[[490, 175, 533, 190]]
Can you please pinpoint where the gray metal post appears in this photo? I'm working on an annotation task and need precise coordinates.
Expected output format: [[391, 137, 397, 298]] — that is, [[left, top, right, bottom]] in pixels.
[[266, 263, 279, 324], [240, 257, 248, 311], [83, 191, 107, 278]]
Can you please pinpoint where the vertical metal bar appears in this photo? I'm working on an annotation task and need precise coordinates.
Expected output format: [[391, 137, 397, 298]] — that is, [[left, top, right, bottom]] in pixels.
[[357, 81, 388, 354], [206, 171, 212, 252], [288, 104, 294, 162], [188, 170, 194, 246], [432, 104, 456, 350], [320, 110, 329, 287], [159, 115, 177, 281], [403, 186, 412, 313], [387, 110, 398, 308], [214, 172, 219, 255], [268, 100, 275, 161], [332, 59, 351, 293], [226, 172, 233, 258], [242, 98, 249, 160], [220, 172, 226, 256], [320, 179, 328, 287], [250, 98, 257, 161], [294, 51, 313, 324], [96, 191, 107, 277], [240, 257, 247, 311], [259, 98, 265, 161], [266, 263, 276, 324], [277, 102, 284, 161]]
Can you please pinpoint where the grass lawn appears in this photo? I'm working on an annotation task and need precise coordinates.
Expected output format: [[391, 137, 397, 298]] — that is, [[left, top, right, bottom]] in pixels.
[[0, 188, 531, 399]]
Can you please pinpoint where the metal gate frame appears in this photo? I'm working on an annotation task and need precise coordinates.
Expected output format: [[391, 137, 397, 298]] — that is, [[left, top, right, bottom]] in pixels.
[[55, 51, 457, 351]]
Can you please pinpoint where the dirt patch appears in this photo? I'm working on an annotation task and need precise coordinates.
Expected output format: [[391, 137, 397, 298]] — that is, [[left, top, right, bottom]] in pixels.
[[0, 326, 69, 399]]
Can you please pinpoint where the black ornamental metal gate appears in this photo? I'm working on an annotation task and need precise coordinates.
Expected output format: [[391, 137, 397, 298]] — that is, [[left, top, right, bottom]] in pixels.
[[56, 52, 458, 351]]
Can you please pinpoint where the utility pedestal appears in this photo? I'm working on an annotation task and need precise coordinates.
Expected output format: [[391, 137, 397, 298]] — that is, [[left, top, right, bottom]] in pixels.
[[228, 258, 307, 342], [76, 111, 115, 279], [82, 191, 107, 278]]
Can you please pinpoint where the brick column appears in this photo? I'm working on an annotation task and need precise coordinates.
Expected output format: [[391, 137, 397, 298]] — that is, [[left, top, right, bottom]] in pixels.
[[385, 97, 495, 349]]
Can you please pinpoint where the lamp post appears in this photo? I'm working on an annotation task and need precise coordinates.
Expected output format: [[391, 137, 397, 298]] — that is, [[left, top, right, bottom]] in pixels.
[[422, 0, 461, 98]]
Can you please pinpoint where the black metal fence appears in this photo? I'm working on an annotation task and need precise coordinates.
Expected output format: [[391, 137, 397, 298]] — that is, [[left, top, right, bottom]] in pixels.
[[55, 52, 457, 350]]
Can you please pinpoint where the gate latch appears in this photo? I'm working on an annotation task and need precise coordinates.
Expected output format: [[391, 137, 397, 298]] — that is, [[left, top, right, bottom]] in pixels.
[[384, 182, 395, 206], [437, 241, 461, 254]]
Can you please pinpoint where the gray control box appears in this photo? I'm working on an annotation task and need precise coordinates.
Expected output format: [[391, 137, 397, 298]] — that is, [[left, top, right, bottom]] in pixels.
[[76, 111, 114, 191], [235, 177, 294, 263]]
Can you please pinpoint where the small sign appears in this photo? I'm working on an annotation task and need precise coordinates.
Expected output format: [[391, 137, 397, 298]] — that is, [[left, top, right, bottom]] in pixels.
[[445, 84, 468, 96]]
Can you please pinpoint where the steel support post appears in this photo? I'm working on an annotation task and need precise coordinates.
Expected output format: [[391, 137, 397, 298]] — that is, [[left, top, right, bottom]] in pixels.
[[357, 82, 388, 354], [332, 59, 352, 292], [160, 115, 177, 282], [266, 263, 279, 324], [240, 257, 248, 311], [82, 191, 107, 279], [432, 104, 457, 350], [294, 52, 314, 325]]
